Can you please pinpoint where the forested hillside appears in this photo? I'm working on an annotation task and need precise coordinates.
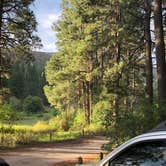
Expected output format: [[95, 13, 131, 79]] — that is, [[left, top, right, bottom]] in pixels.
[[33, 51, 53, 69], [9, 51, 53, 101]]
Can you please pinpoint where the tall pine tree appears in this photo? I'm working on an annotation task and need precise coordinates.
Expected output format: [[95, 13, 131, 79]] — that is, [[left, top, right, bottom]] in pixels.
[[0, 0, 39, 103]]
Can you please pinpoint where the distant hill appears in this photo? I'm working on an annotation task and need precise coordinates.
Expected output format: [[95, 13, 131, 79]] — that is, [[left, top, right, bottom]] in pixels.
[[32, 51, 54, 69]]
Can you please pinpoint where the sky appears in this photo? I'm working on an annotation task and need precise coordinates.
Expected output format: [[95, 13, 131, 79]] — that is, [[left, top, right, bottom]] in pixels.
[[31, 0, 62, 52]]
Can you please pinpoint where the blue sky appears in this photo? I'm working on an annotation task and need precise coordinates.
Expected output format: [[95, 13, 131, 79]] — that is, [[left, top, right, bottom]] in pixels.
[[31, 0, 62, 52]]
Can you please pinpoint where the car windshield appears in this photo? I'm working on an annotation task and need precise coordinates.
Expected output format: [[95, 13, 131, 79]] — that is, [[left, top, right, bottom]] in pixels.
[[109, 141, 166, 166]]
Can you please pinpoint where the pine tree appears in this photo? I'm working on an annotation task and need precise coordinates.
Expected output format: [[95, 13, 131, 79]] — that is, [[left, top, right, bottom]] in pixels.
[[154, 0, 166, 102], [45, 0, 145, 126], [0, 0, 39, 102], [144, 0, 153, 104]]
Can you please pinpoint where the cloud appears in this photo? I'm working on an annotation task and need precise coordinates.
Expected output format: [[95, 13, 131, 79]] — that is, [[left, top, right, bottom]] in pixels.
[[35, 12, 60, 52], [39, 13, 60, 29], [48, 13, 60, 20], [37, 29, 57, 52], [32, 0, 62, 52], [44, 43, 57, 52]]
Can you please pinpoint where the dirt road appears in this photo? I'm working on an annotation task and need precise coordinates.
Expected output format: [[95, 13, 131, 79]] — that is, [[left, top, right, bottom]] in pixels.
[[0, 136, 109, 166]]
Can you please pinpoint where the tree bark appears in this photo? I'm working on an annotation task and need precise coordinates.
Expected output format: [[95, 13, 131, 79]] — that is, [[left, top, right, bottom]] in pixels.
[[82, 81, 86, 111], [82, 81, 90, 125], [0, 0, 4, 90], [114, 0, 121, 125], [78, 83, 82, 109], [83, 81, 91, 125], [114, 43, 120, 125], [86, 81, 91, 125], [144, 0, 153, 104], [154, 0, 166, 102]]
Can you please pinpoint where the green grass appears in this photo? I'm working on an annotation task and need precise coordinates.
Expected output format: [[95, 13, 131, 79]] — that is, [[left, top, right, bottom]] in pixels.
[[16, 111, 54, 126], [0, 110, 105, 148], [0, 129, 82, 148], [35, 131, 82, 142], [0, 120, 105, 148]]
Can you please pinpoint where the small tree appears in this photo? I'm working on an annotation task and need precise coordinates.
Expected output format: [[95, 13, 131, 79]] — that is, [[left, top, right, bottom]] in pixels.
[[9, 96, 22, 111], [0, 104, 20, 125], [23, 96, 44, 113]]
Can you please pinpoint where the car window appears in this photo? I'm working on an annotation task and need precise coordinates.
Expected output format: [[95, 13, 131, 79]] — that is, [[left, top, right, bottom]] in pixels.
[[103, 141, 166, 166]]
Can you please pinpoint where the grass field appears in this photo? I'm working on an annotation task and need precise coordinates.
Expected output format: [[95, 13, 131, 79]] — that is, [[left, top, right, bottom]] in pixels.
[[0, 110, 105, 148], [16, 111, 54, 126]]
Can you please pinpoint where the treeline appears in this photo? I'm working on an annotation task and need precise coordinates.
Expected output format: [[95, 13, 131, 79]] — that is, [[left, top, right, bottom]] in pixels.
[[8, 54, 50, 104], [45, 0, 166, 144], [9, 63, 43, 98]]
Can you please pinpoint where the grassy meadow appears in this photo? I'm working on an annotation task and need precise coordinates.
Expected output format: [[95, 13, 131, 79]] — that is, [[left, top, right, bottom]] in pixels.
[[0, 108, 105, 148]]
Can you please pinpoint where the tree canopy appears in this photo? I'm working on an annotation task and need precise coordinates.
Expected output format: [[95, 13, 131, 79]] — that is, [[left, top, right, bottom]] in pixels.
[[45, 0, 166, 140], [0, 0, 41, 103]]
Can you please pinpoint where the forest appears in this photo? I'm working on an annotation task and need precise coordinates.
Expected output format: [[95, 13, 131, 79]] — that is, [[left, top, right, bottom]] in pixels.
[[0, 0, 166, 149]]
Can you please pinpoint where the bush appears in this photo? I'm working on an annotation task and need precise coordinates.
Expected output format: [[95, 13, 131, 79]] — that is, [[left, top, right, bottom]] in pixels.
[[60, 118, 70, 131], [0, 104, 20, 124], [50, 107, 59, 116], [71, 111, 86, 130], [23, 96, 44, 113], [33, 121, 55, 132], [49, 111, 74, 131], [43, 114, 52, 121], [92, 101, 113, 128], [9, 96, 22, 111], [49, 116, 61, 131]]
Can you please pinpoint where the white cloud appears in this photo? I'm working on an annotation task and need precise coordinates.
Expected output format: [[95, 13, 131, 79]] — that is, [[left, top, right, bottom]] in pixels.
[[36, 12, 61, 52], [41, 43, 57, 52], [48, 13, 60, 20], [45, 43, 56, 50], [32, 0, 61, 52], [40, 13, 60, 29]]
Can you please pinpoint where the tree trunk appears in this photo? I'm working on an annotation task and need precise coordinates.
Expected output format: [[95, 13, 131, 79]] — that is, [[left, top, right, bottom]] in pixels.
[[78, 83, 82, 109], [101, 50, 104, 79], [144, 0, 153, 104], [83, 81, 90, 125], [82, 81, 86, 112], [86, 81, 91, 125], [114, 0, 121, 125], [82, 81, 90, 125], [0, 0, 4, 90], [154, 0, 166, 102]]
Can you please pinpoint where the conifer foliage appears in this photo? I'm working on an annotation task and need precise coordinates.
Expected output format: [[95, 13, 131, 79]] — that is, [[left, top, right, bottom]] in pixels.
[[0, 0, 39, 102], [45, 0, 166, 138], [45, 0, 144, 124]]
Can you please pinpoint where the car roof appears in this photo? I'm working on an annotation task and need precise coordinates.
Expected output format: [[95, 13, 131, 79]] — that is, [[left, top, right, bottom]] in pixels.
[[96, 131, 166, 166], [150, 121, 166, 132]]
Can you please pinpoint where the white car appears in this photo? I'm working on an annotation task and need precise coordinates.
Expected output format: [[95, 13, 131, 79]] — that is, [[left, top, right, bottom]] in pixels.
[[85, 122, 166, 166]]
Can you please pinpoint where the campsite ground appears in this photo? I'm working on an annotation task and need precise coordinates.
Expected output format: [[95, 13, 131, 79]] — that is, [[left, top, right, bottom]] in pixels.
[[0, 136, 109, 166]]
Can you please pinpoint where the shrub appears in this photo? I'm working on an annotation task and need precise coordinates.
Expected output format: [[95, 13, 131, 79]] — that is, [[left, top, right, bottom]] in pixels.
[[84, 124, 105, 135], [0, 104, 20, 124], [92, 100, 113, 128], [43, 114, 52, 121], [49, 111, 73, 131], [49, 116, 61, 131], [33, 121, 55, 132], [71, 111, 86, 130], [50, 107, 59, 116], [60, 118, 70, 131], [9, 96, 22, 111], [23, 96, 44, 113]]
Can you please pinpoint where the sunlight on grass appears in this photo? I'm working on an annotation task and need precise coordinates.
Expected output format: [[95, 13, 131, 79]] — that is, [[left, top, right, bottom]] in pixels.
[[17, 112, 54, 126]]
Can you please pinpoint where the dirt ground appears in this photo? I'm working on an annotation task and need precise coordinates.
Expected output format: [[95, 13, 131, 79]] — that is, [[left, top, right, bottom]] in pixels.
[[0, 136, 109, 166]]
